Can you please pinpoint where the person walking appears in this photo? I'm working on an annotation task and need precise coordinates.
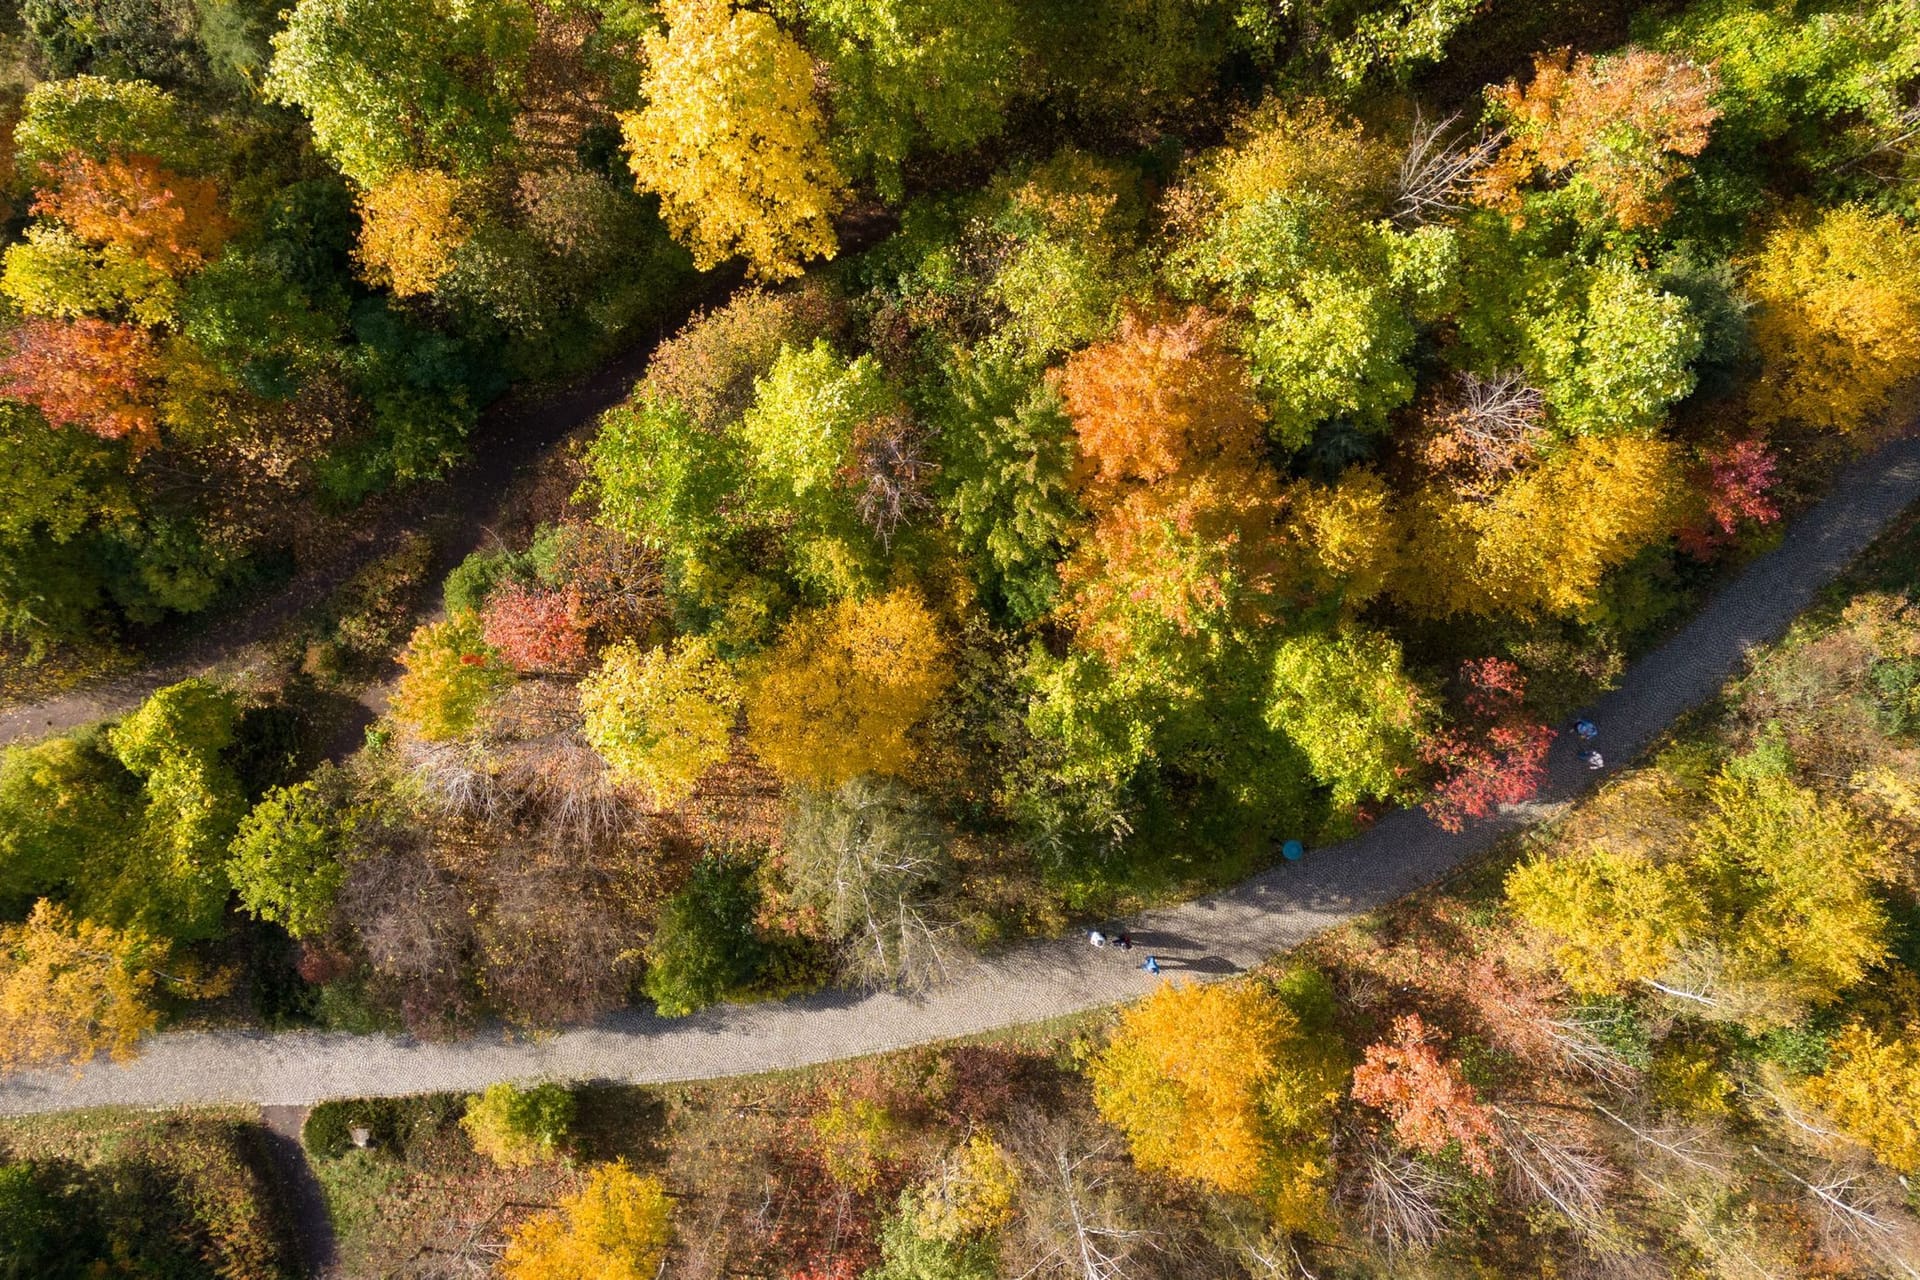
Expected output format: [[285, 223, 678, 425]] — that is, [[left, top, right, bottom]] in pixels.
[[1585, 749, 1605, 770], [1088, 929, 1108, 948], [1575, 718, 1598, 743], [1140, 955, 1162, 975]]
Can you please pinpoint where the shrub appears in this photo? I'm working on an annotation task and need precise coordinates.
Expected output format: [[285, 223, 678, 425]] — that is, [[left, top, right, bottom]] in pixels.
[[226, 778, 352, 939], [644, 854, 766, 1016], [460, 1081, 576, 1168], [390, 615, 510, 741], [481, 582, 587, 672], [580, 638, 741, 808]]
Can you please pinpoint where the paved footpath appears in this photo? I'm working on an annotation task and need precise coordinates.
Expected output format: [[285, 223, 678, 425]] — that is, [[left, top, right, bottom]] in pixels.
[[4, 434, 1919, 1116]]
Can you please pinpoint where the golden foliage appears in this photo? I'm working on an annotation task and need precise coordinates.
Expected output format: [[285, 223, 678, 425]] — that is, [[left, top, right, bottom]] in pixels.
[[1284, 467, 1400, 607], [1506, 846, 1704, 995], [0, 901, 167, 1071], [501, 1161, 673, 1280], [33, 151, 231, 276], [1089, 979, 1340, 1202], [622, 0, 844, 279], [354, 169, 473, 297], [1394, 435, 1685, 620], [1057, 307, 1265, 494], [1804, 1021, 1920, 1174], [1481, 47, 1718, 227], [390, 615, 512, 742], [580, 638, 741, 808], [744, 587, 951, 787], [914, 1132, 1018, 1241], [1749, 205, 1920, 433]]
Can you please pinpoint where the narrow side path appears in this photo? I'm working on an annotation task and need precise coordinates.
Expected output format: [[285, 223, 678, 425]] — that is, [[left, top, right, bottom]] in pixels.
[[3, 433, 1917, 1116], [259, 1104, 339, 1279]]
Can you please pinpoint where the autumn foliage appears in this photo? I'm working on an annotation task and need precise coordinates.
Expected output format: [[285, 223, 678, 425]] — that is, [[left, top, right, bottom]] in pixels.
[[1481, 47, 1719, 227], [1351, 1013, 1500, 1175], [501, 1161, 674, 1280], [353, 169, 473, 297], [33, 152, 230, 276], [0, 901, 169, 1071], [482, 582, 588, 672], [1421, 658, 1554, 832], [0, 316, 161, 444]]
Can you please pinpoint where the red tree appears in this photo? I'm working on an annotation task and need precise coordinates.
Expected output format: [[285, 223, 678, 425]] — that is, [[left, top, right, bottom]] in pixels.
[[0, 317, 160, 445], [1351, 1014, 1499, 1175], [1421, 657, 1554, 832], [481, 583, 588, 672], [1679, 437, 1780, 560]]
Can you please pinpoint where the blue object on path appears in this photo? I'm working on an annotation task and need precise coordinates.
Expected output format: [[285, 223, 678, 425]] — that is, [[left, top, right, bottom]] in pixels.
[[1141, 956, 1162, 975], [1575, 718, 1598, 742], [1282, 839, 1305, 861]]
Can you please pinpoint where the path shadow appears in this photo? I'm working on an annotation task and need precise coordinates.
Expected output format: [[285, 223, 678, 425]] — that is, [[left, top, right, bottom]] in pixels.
[[1136, 954, 1241, 975], [259, 1105, 338, 1278]]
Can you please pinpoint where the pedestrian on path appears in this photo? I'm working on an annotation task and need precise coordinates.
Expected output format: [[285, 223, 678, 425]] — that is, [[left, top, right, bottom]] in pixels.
[[1141, 955, 1162, 975], [1115, 932, 1133, 951], [1585, 749, 1605, 770], [1575, 718, 1598, 742], [1088, 929, 1108, 948]]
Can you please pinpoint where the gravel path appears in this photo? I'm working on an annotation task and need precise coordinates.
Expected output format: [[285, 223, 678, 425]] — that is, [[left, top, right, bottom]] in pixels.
[[2, 432, 1917, 1116]]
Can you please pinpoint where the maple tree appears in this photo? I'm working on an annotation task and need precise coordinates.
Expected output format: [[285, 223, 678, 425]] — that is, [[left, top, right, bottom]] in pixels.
[[623, 0, 845, 279], [501, 1161, 673, 1280], [0, 901, 182, 1071], [0, 317, 161, 445], [1748, 204, 1920, 433], [1480, 47, 1720, 227], [1421, 658, 1555, 832], [32, 152, 230, 279], [1057, 307, 1265, 494], [481, 582, 587, 672], [1679, 437, 1781, 559], [352, 169, 472, 298], [1351, 1013, 1500, 1175], [579, 638, 741, 808], [744, 588, 951, 788]]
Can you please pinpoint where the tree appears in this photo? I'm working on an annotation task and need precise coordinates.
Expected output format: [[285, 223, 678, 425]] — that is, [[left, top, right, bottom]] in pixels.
[[0, 902, 174, 1070], [0, 318, 161, 446], [1089, 979, 1343, 1199], [1749, 205, 1920, 433], [501, 1161, 673, 1280], [1351, 1014, 1500, 1175], [1481, 47, 1720, 228], [2, 223, 178, 325], [1284, 467, 1400, 606], [32, 153, 230, 279], [11, 75, 194, 172], [1521, 259, 1703, 438], [1506, 846, 1704, 995], [802, 0, 1019, 200], [914, 1132, 1018, 1242], [1058, 307, 1266, 494], [1804, 1022, 1920, 1175], [1265, 629, 1433, 812], [1395, 435, 1686, 621], [352, 169, 473, 297], [934, 350, 1081, 624], [460, 1081, 576, 1168], [1680, 437, 1780, 559], [105, 679, 247, 942], [0, 733, 137, 911], [744, 588, 951, 788], [267, 0, 536, 185], [586, 395, 749, 567], [390, 615, 511, 741], [622, 0, 845, 279], [225, 780, 351, 940], [644, 853, 765, 1016], [482, 583, 587, 672], [580, 638, 740, 808], [781, 778, 958, 991], [1420, 658, 1556, 831]]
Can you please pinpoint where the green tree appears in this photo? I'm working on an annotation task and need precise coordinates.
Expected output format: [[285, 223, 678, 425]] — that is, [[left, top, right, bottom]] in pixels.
[[268, 0, 536, 185], [643, 854, 765, 1016], [580, 639, 741, 809], [460, 1081, 576, 1168], [104, 680, 247, 941], [1265, 629, 1433, 812], [803, 0, 1020, 200], [585, 396, 747, 571], [0, 732, 137, 912], [226, 780, 352, 939], [11, 75, 195, 171]]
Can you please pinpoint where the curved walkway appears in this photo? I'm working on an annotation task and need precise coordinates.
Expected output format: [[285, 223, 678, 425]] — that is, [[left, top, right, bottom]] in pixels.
[[4, 433, 1919, 1116]]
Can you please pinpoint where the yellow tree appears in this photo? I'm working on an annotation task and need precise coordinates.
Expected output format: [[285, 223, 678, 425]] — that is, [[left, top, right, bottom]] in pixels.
[[1749, 205, 1920, 433], [744, 587, 951, 787], [354, 169, 472, 297], [1284, 467, 1400, 608], [1089, 979, 1343, 1201], [622, 0, 845, 279], [1803, 1021, 1920, 1174], [0, 901, 178, 1071], [1505, 847, 1705, 995], [579, 638, 741, 808], [501, 1161, 673, 1280], [1394, 435, 1685, 620]]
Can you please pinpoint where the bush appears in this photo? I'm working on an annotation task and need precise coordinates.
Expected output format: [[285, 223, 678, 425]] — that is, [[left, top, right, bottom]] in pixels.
[[442, 544, 530, 618], [226, 776, 352, 939], [390, 615, 511, 740], [460, 1081, 576, 1167], [644, 854, 766, 1016]]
